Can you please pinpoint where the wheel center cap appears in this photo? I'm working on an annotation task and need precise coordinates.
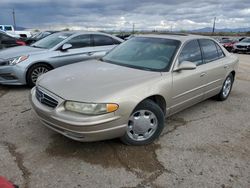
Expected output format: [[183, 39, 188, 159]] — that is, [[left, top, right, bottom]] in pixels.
[[133, 118, 151, 133]]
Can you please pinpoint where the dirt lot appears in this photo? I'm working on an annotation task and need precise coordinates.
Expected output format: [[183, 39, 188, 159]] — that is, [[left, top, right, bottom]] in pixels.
[[0, 54, 249, 188]]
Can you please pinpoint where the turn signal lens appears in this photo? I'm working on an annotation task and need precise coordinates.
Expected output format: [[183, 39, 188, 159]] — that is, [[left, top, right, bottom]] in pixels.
[[107, 104, 119, 113]]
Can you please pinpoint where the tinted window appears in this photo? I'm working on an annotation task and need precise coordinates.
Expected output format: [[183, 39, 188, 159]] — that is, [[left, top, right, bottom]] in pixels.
[[179, 40, 202, 66], [4, 26, 12, 31], [93, 35, 115, 46], [215, 43, 225, 58], [241, 38, 250, 42], [1, 34, 13, 41], [113, 38, 122, 44], [31, 33, 72, 49], [102, 37, 180, 71], [67, 35, 91, 49], [199, 39, 220, 63]]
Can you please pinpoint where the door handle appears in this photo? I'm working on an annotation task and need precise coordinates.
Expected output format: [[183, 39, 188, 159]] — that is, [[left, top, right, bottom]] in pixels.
[[200, 72, 206, 77], [87, 52, 94, 56], [224, 65, 229, 69]]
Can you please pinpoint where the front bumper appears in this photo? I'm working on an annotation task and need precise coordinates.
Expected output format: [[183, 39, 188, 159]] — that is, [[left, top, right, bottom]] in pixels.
[[233, 46, 250, 52], [30, 87, 127, 142], [0, 65, 26, 85]]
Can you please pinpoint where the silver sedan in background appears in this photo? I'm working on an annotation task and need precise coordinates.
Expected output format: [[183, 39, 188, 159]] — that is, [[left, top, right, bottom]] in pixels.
[[0, 31, 123, 86]]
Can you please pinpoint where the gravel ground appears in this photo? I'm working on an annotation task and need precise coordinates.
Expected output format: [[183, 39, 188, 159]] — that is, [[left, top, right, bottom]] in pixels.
[[0, 54, 249, 188]]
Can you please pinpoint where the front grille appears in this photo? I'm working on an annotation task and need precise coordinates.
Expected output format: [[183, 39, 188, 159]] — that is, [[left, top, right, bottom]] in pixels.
[[36, 87, 58, 108]]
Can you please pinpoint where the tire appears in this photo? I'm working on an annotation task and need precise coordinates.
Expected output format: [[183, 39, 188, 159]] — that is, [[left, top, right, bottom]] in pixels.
[[26, 63, 52, 87], [120, 99, 165, 145], [216, 73, 234, 101]]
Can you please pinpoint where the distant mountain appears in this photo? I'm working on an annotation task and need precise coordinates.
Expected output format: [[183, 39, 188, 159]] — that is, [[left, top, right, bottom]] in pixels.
[[15, 26, 27, 30], [190, 27, 250, 33]]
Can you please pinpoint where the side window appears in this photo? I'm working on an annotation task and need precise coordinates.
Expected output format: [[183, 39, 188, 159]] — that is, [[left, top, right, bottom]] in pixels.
[[2, 34, 12, 41], [4, 26, 12, 31], [67, 35, 91, 49], [215, 43, 225, 58], [179, 40, 203, 66], [93, 35, 115, 46], [199, 39, 220, 63], [112, 38, 122, 45]]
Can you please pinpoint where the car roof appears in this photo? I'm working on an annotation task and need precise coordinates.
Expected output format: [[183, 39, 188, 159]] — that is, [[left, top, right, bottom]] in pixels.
[[135, 33, 213, 42], [56, 31, 117, 36]]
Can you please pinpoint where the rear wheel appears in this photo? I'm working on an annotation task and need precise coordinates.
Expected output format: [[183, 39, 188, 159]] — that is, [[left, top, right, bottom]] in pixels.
[[26, 63, 52, 87], [216, 73, 234, 101], [120, 99, 165, 145]]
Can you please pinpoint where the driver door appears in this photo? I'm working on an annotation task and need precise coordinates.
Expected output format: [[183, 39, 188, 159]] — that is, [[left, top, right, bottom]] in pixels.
[[53, 34, 94, 67], [170, 39, 206, 114]]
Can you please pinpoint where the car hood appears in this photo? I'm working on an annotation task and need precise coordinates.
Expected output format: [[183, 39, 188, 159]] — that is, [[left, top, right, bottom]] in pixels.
[[235, 42, 250, 46], [37, 60, 161, 102], [0, 46, 47, 60]]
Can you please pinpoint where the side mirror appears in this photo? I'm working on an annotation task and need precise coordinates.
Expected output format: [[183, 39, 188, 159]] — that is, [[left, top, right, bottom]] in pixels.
[[61, 43, 72, 51], [175, 61, 196, 71]]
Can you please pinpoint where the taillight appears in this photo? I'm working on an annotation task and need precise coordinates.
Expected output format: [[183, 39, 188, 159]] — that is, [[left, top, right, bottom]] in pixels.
[[16, 40, 26, 46]]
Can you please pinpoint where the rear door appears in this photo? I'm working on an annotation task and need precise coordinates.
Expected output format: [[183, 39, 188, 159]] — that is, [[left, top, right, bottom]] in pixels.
[[170, 39, 206, 114], [91, 34, 121, 58], [198, 39, 228, 98]]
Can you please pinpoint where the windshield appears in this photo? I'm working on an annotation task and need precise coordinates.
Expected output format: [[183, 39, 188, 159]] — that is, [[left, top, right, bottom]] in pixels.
[[102, 37, 180, 71], [241, 38, 250, 43], [31, 32, 72, 49], [221, 39, 233, 43]]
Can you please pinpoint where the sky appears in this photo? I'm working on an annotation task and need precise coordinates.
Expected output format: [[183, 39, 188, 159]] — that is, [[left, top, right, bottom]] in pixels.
[[0, 0, 250, 31]]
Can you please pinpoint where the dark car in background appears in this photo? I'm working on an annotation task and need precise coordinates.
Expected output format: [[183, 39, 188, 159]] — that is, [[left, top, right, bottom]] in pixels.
[[25, 31, 58, 45], [220, 38, 237, 52], [0, 31, 26, 49]]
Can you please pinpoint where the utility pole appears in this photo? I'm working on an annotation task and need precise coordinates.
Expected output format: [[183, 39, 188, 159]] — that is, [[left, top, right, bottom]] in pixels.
[[12, 8, 16, 30], [212, 17, 216, 34]]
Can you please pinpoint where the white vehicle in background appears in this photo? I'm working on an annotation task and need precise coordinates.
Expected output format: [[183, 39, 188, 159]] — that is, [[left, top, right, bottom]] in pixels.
[[0, 25, 31, 38]]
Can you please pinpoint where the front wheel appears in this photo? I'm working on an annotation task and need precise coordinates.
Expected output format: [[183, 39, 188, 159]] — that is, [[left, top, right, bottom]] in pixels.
[[120, 99, 165, 145], [216, 73, 234, 101], [26, 63, 52, 87]]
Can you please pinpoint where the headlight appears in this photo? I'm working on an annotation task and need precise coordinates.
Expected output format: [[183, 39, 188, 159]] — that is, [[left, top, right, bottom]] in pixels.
[[64, 101, 119, 115], [8, 55, 28, 65]]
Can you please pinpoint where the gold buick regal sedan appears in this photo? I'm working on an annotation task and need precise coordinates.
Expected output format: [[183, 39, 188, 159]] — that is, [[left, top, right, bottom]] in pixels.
[[30, 34, 239, 145]]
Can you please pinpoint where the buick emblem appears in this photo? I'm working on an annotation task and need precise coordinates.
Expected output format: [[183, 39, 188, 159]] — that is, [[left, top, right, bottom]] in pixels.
[[39, 93, 45, 103]]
